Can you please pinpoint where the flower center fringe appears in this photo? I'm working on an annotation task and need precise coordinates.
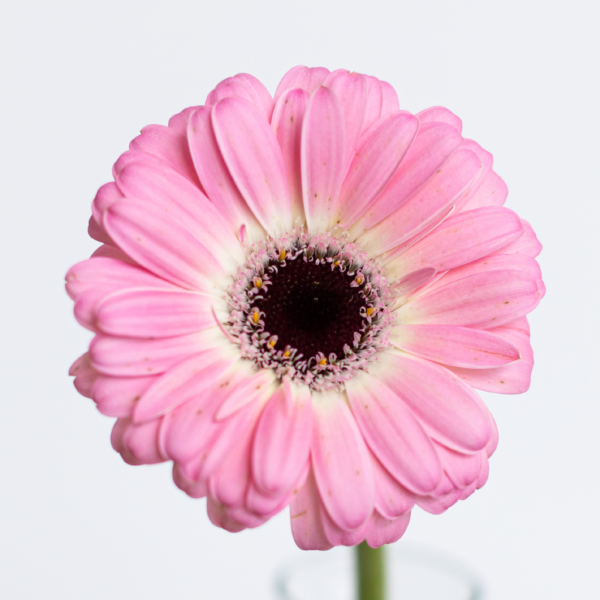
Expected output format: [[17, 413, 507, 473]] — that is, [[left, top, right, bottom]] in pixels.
[[225, 229, 393, 391]]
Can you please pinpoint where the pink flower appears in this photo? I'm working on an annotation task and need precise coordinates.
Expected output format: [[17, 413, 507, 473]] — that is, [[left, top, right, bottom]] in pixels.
[[67, 66, 544, 550]]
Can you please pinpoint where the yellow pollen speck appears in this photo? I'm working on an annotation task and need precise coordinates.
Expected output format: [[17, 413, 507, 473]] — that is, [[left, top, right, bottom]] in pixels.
[[366, 307, 375, 317], [284, 350, 291, 357], [279, 250, 286, 261], [319, 358, 327, 366], [269, 339, 277, 348], [255, 278, 262, 288], [253, 311, 260, 323], [356, 277, 363, 285]]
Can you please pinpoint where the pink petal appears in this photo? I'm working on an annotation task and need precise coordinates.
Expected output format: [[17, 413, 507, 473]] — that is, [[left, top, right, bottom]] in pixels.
[[215, 365, 277, 420], [206, 497, 247, 533], [387, 207, 524, 282], [320, 505, 370, 547], [290, 469, 333, 551], [67, 256, 170, 295], [491, 219, 542, 258], [206, 73, 274, 121], [199, 383, 273, 483], [430, 471, 457, 498], [380, 80, 400, 115], [417, 106, 463, 134], [113, 149, 167, 180], [167, 106, 201, 135], [104, 199, 226, 292], [415, 485, 463, 515], [301, 85, 346, 233], [133, 345, 240, 422], [379, 206, 455, 276], [361, 75, 383, 135], [207, 401, 267, 507], [245, 478, 297, 518], [187, 106, 264, 241], [89, 328, 221, 376], [173, 462, 207, 499], [484, 408, 499, 458], [66, 257, 177, 329], [208, 428, 254, 510], [448, 326, 534, 394], [454, 139, 493, 211], [346, 371, 441, 494], [393, 267, 438, 295], [111, 417, 167, 466], [364, 511, 411, 548], [351, 122, 463, 235], [69, 353, 98, 398], [91, 373, 157, 418], [164, 364, 273, 471], [227, 503, 273, 528], [96, 289, 217, 338], [92, 182, 124, 225], [310, 391, 374, 530], [233, 73, 275, 122], [72, 290, 107, 331], [323, 70, 367, 172], [271, 88, 311, 222], [392, 269, 449, 307], [372, 352, 492, 453], [90, 244, 136, 264], [163, 386, 228, 464], [390, 324, 521, 369], [475, 456, 490, 489], [397, 269, 542, 329], [435, 442, 483, 489], [274, 66, 330, 101], [370, 451, 415, 518], [338, 111, 420, 227], [357, 147, 480, 256], [212, 97, 293, 234], [246, 461, 310, 518], [88, 215, 112, 244], [459, 171, 507, 212], [502, 315, 530, 335], [252, 380, 312, 496], [129, 124, 201, 185], [115, 160, 243, 270], [422, 254, 543, 297], [110, 419, 137, 464]]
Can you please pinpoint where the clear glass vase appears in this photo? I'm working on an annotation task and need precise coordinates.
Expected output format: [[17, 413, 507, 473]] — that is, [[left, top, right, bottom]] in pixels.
[[275, 544, 485, 600]]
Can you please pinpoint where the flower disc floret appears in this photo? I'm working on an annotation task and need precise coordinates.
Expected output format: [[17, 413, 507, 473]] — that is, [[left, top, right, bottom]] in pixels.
[[227, 229, 393, 391]]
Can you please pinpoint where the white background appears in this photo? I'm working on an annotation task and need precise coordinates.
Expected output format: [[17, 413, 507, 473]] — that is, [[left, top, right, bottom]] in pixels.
[[1, 0, 598, 598]]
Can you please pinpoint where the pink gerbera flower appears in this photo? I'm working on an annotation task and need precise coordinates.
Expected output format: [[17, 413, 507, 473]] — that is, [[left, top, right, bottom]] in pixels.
[[67, 66, 544, 550]]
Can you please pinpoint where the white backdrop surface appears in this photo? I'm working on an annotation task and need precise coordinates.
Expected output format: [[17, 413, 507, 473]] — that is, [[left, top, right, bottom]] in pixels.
[[1, 1, 598, 598]]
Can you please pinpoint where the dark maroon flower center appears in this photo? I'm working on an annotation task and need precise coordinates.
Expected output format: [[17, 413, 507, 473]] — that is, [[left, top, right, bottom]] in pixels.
[[252, 258, 366, 361], [226, 229, 391, 390]]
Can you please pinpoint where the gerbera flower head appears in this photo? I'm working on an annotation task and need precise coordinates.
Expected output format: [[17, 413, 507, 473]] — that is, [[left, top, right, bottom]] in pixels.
[[67, 66, 544, 550]]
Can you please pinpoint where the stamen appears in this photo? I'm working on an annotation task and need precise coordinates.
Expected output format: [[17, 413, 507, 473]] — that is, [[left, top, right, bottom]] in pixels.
[[225, 227, 392, 391]]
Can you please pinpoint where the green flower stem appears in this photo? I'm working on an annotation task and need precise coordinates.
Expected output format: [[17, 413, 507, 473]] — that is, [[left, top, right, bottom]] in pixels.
[[356, 542, 386, 600]]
